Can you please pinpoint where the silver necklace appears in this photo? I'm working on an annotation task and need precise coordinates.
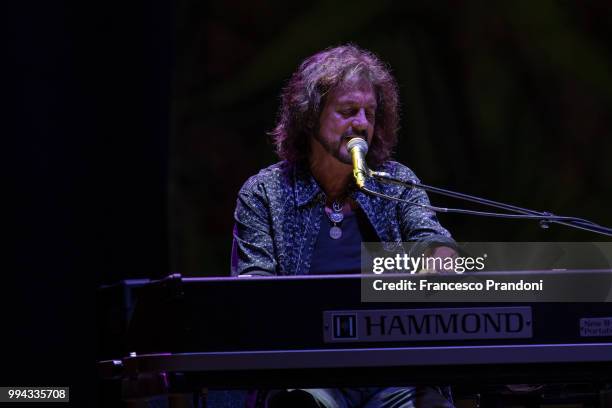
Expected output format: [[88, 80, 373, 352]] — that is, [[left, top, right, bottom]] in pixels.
[[327, 200, 344, 240]]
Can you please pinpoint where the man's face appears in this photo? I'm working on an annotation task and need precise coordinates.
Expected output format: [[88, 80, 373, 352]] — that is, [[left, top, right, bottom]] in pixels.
[[315, 78, 377, 165]]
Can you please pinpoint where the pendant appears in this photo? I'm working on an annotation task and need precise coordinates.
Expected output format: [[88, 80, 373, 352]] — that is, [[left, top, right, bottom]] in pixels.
[[329, 211, 344, 223], [329, 200, 344, 223], [329, 225, 342, 240]]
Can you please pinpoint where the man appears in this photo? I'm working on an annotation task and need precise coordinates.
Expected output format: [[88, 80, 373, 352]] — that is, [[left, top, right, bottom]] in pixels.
[[231, 45, 456, 407]]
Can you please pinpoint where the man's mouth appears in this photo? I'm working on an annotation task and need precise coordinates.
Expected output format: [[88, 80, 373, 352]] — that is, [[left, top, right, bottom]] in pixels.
[[343, 132, 367, 140]]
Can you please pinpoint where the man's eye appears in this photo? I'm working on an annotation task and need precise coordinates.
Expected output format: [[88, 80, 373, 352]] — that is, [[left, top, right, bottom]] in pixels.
[[340, 109, 355, 117]]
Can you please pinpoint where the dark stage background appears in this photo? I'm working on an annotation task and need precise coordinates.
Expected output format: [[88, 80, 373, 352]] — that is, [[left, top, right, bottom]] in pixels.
[[170, 1, 612, 276], [5, 0, 612, 406]]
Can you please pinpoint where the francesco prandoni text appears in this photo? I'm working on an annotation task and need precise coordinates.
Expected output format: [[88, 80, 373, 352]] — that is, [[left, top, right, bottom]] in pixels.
[[373, 279, 544, 292]]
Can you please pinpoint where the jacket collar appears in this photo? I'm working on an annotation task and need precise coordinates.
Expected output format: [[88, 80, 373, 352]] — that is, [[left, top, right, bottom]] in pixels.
[[293, 161, 388, 207], [294, 163, 322, 207]]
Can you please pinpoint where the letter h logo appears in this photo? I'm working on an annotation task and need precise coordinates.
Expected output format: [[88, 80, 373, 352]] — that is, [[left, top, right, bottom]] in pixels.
[[332, 314, 357, 339]]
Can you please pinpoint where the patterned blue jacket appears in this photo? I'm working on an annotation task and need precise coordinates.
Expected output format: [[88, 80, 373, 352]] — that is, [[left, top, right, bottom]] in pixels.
[[231, 161, 455, 276]]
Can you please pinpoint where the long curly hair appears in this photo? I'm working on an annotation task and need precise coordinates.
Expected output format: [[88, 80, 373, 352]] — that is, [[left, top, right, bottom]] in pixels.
[[270, 44, 400, 167]]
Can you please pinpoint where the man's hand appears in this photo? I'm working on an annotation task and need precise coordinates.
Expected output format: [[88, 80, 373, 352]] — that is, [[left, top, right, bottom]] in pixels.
[[418, 245, 459, 274]]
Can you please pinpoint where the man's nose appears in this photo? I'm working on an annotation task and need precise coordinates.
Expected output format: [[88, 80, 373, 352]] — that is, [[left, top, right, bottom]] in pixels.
[[351, 109, 369, 129]]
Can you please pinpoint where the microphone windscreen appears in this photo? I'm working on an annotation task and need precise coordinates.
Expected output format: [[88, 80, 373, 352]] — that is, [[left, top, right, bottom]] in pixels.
[[346, 137, 368, 154]]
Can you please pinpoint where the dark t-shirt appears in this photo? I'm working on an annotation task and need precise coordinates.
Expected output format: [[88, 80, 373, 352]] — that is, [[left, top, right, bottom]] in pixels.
[[309, 207, 379, 274]]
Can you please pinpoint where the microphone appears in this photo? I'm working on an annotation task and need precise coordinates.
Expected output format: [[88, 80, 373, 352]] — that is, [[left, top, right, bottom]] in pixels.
[[346, 137, 370, 189]]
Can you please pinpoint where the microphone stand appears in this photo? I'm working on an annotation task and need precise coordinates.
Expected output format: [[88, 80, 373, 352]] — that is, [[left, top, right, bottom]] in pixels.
[[362, 170, 612, 238]]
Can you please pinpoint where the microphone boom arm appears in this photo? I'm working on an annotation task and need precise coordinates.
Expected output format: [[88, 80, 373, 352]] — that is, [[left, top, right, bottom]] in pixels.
[[366, 170, 612, 238]]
